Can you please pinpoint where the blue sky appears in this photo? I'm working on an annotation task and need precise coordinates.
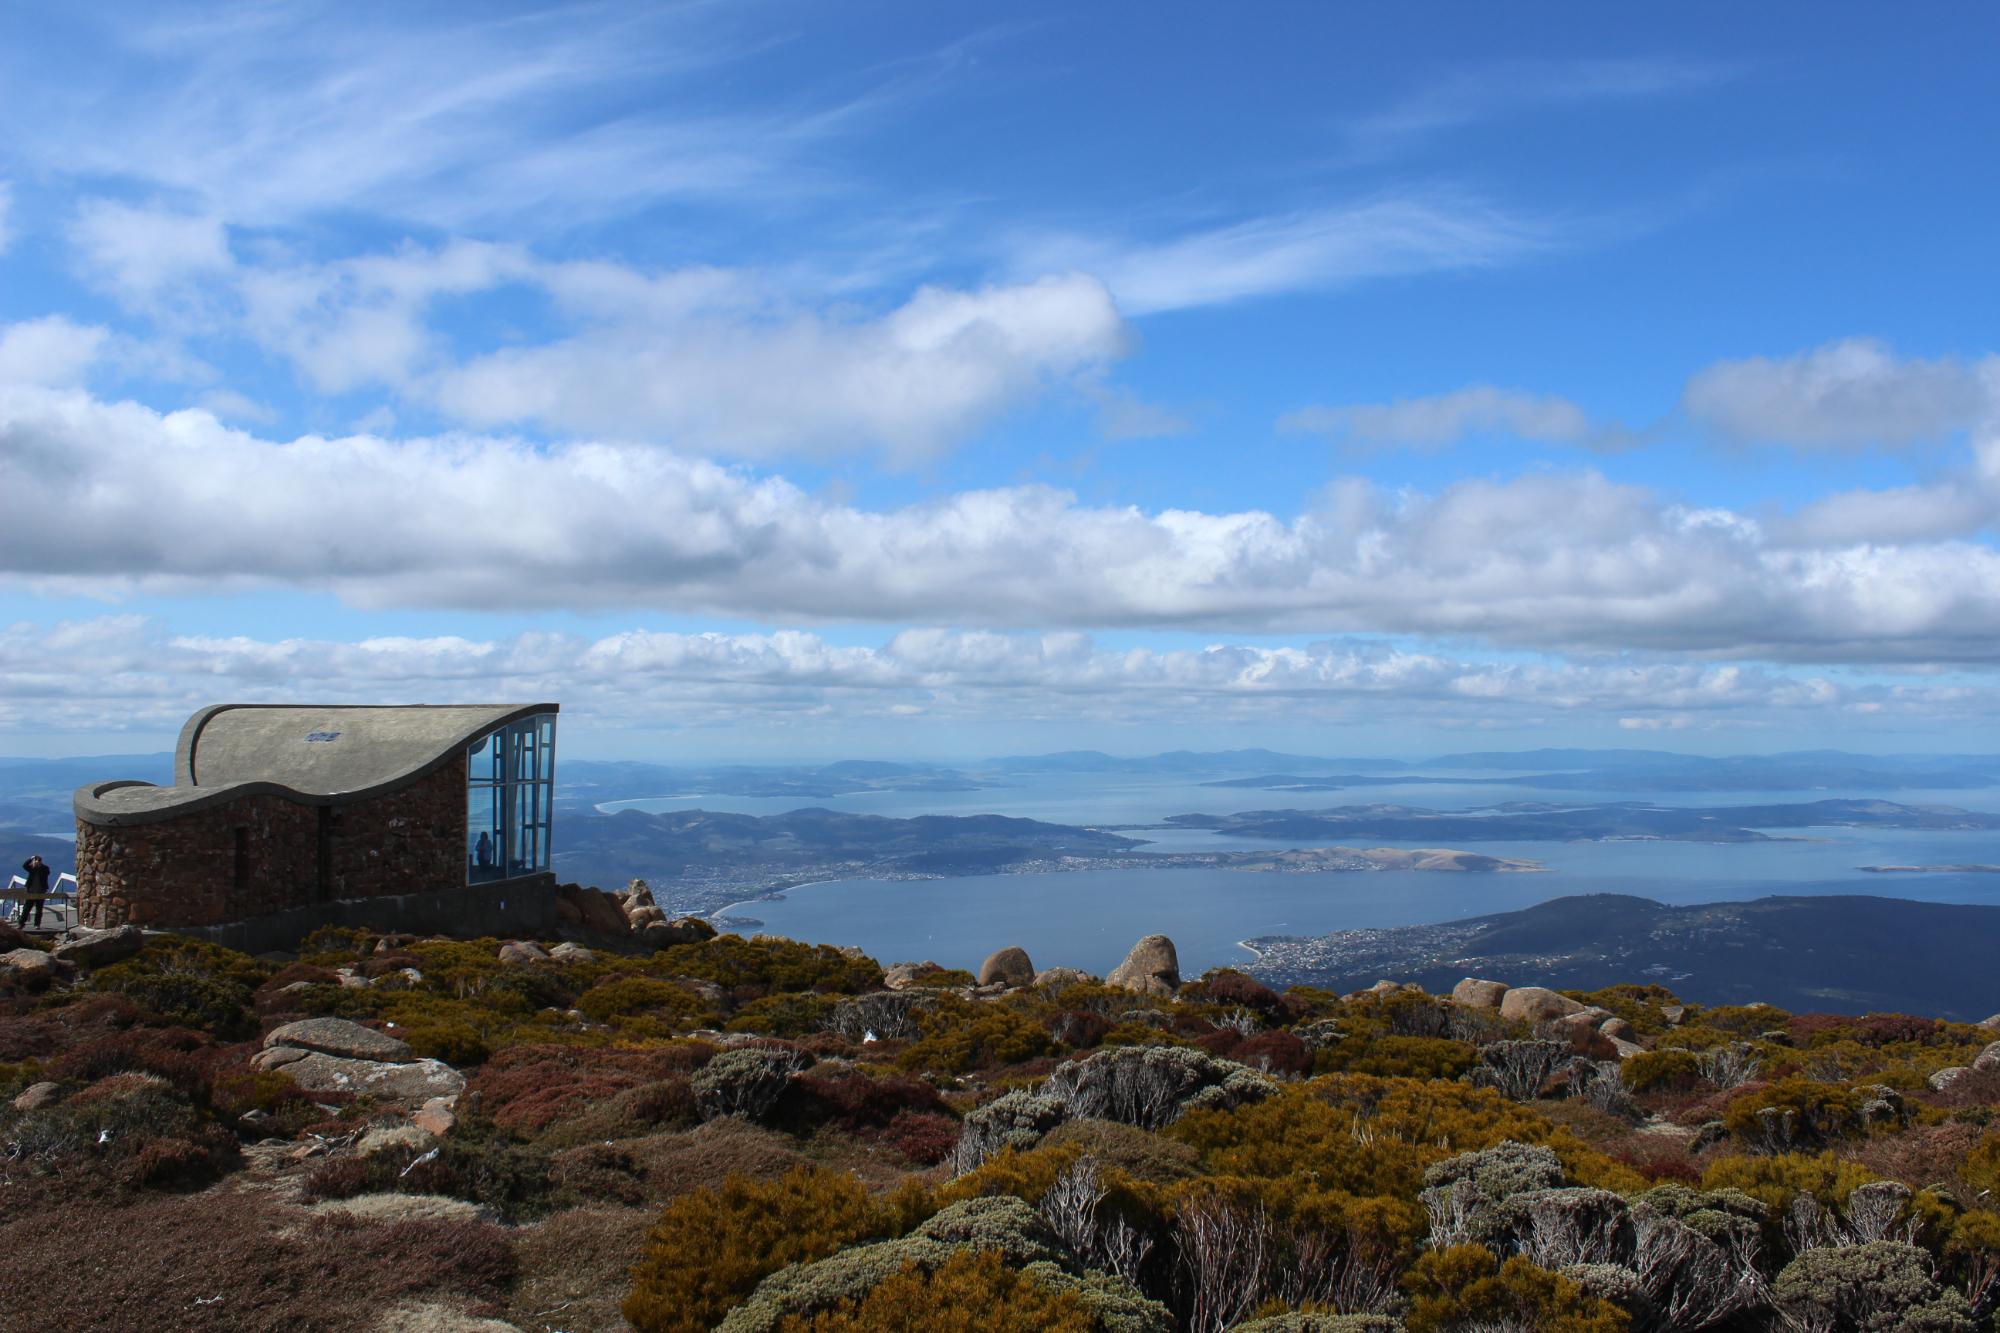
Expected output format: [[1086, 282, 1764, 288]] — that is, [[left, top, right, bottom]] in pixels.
[[1, 2, 1997, 760]]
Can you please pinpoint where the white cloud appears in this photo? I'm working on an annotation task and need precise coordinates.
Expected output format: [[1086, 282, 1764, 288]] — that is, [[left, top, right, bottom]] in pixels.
[[1338, 58, 1731, 162], [1030, 195, 1548, 315], [429, 272, 1126, 463], [0, 317, 108, 387], [1682, 338, 1998, 447], [1, 615, 1972, 739], [7, 384, 2000, 664], [69, 200, 231, 306], [15, 6, 855, 231], [1279, 386, 1598, 450]]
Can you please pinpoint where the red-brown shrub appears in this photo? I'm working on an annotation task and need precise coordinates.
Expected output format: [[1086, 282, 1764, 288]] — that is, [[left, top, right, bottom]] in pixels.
[[1045, 1009, 1114, 1049], [876, 1108, 959, 1164], [795, 1067, 949, 1129], [470, 1042, 714, 1134]]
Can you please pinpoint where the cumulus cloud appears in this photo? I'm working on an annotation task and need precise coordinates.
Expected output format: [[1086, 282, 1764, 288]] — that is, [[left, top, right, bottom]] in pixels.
[[1279, 386, 1603, 451], [7, 385, 2000, 663], [1683, 338, 1999, 448], [0, 616, 1969, 739], [429, 272, 1126, 463], [0, 318, 108, 387]]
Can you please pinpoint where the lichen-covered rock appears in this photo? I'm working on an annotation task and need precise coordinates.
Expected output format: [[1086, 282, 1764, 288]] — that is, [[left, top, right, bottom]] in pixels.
[[1105, 934, 1180, 997], [265, 1016, 414, 1062], [978, 946, 1035, 987], [278, 1052, 466, 1105], [881, 961, 939, 990], [496, 939, 549, 965], [410, 1095, 458, 1138], [0, 947, 72, 989], [1451, 977, 1509, 1010], [1498, 986, 1586, 1024], [548, 941, 594, 963], [1034, 967, 1096, 988], [1044, 1044, 1274, 1130], [1972, 1040, 2000, 1072], [1930, 1065, 1974, 1092]]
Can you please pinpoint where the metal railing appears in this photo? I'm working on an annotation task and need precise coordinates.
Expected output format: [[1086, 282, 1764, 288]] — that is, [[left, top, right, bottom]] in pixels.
[[3, 872, 78, 932]]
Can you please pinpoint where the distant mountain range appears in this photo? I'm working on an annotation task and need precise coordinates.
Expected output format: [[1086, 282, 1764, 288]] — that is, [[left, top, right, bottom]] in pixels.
[[1163, 798, 2000, 844], [1244, 892, 2000, 1020]]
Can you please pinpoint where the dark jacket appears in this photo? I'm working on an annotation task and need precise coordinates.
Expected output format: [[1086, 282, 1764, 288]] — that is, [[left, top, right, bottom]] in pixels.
[[21, 860, 50, 891]]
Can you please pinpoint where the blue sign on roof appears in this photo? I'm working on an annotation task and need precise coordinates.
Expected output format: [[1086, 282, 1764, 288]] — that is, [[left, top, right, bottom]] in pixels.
[[304, 731, 341, 743]]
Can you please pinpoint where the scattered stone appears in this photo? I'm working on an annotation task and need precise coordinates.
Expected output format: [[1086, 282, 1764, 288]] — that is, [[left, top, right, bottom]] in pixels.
[[548, 942, 594, 963], [335, 968, 370, 989], [1498, 986, 1586, 1024], [1452, 978, 1510, 1010], [496, 940, 550, 965], [1033, 967, 1096, 988], [1106, 934, 1180, 997], [1758, 1028, 1794, 1047], [882, 962, 940, 991], [638, 918, 715, 949], [1981, 1013, 2000, 1031], [51, 924, 146, 968], [12, 1080, 61, 1111], [626, 906, 667, 930], [1973, 1041, 2000, 1072], [1600, 1016, 1636, 1042], [978, 946, 1035, 987], [278, 1052, 467, 1105], [266, 1017, 414, 1063], [559, 884, 632, 937], [374, 1300, 526, 1333], [624, 879, 656, 908], [358, 1124, 436, 1157], [410, 1096, 458, 1138], [277, 980, 317, 996], [1660, 1004, 1688, 1025], [1931, 1066, 1975, 1093], [1689, 1120, 1730, 1154], [1608, 1036, 1646, 1060]]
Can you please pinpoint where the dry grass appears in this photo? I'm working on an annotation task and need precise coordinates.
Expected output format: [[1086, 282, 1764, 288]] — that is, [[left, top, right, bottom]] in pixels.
[[506, 1205, 653, 1333]]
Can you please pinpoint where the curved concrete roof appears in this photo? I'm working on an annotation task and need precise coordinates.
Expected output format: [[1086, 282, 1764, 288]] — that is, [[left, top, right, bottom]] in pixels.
[[76, 703, 556, 827]]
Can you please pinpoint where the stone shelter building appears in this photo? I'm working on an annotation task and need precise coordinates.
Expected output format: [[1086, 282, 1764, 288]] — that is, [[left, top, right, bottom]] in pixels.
[[73, 703, 559, 945]]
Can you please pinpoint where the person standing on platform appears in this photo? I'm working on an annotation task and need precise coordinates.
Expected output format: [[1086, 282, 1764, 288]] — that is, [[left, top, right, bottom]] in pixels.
[[17, 855, 51, 929]]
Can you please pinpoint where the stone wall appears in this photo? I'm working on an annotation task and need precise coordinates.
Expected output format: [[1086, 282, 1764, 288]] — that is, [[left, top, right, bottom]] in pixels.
[[77, 758, 472, 929]]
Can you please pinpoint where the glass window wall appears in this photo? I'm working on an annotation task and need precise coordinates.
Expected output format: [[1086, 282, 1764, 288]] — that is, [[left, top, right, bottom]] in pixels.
[[467, 713, 556, 882]]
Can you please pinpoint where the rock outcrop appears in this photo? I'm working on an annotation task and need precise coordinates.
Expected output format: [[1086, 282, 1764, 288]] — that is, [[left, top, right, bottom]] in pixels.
[[265, 1017, 414, 1063], [52, 924, 146, 967], [977, 946, 1035, 987], [1498, 986, 1585, 1024], [1106, 934, 1181, 997], [261, 1016, 462, 1106], [1452, 978, 1509, 1010]]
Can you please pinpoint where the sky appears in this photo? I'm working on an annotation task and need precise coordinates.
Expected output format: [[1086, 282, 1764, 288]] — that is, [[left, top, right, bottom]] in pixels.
[[2, 2, 1998, 762]]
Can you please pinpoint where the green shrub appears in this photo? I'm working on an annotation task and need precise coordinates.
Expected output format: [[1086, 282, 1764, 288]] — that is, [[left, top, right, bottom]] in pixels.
[[1622, 1048, 1702, 1095], [1772, 1240, 1973, 1331], [88, 940, 270, 1037], [898, 996, 1051, 1073], [769, 1247, 1096, 1332]]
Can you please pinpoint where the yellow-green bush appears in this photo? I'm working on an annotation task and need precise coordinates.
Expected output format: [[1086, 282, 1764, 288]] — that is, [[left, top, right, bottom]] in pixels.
[[623, 1165, 890, 1333], [773, 1246, 1095, 1332], [1402, 1245, 1630, 1333], [897, 996, 1051, 1073], [1701, 1150, 1880, 1217]]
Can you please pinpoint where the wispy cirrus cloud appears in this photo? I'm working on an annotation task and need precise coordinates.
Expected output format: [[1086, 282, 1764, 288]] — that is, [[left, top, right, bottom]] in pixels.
[[1336, 57, 1735, 163], [1020, 193, 1551, 315]]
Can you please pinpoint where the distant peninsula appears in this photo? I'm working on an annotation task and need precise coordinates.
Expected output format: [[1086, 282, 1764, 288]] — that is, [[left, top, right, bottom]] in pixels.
[[552, 806, 1541, 915]]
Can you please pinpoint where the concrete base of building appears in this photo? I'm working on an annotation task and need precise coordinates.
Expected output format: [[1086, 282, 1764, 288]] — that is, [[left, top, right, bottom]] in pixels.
[[159, 874, 561, 955]]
